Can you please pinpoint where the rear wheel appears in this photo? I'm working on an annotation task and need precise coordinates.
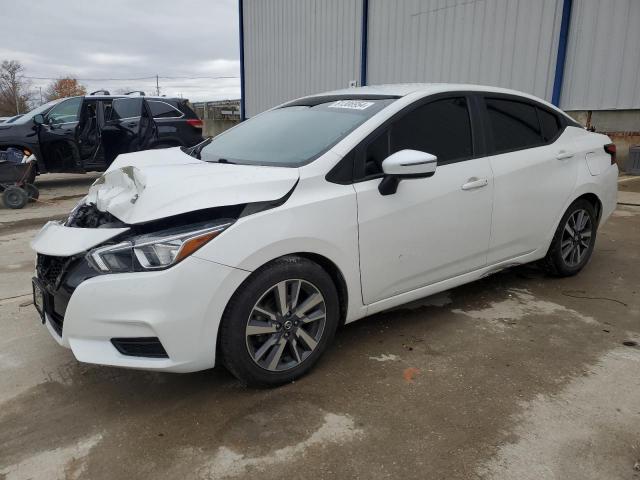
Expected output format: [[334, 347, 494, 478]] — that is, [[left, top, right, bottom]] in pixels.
[[2, 186, 28, 209], [220, 256, 339, 387], [542, 199, 597, 276]]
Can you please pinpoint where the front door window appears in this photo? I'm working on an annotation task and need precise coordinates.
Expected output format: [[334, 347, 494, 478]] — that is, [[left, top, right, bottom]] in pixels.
[[46, 97, 82, 125]]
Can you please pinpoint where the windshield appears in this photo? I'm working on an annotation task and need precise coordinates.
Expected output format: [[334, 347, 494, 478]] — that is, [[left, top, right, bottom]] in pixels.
[[8, 99, 62, 124], [199, 98, 395, 167]]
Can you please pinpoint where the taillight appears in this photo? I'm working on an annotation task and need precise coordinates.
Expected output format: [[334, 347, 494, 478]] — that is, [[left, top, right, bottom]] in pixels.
[[604, 143, 616, 165], [186, 119, 203, 129]]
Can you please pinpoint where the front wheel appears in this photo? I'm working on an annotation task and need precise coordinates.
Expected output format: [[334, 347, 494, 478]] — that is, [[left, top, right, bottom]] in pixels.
[[2, 186, 28, 209], [219, 256, 339, 387], [542, 199, 598, 276]]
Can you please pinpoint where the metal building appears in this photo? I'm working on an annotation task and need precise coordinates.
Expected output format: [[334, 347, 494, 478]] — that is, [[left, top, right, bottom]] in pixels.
[[238, 0, 640, 164]]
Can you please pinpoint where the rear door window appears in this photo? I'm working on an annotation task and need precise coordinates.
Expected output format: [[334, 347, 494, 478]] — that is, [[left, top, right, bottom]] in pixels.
[[110, 98, 143, 120], [485, 98, 543, 153]]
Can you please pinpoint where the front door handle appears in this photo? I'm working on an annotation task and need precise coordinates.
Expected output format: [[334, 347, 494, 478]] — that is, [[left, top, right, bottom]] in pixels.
[[461, 177, 489, 191], [556, 151, 575, 160]]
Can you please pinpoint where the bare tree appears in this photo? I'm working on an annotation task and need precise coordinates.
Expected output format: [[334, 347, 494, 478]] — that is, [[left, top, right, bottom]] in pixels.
[[0, 60, 32, 116]]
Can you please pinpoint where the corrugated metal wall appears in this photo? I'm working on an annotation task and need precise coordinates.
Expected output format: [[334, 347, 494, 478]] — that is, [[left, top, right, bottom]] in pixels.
[[242, 0, 640, 115], [366, 0, 563, 102], [243, 0, 362, 117], [561, 0, 640, 110]]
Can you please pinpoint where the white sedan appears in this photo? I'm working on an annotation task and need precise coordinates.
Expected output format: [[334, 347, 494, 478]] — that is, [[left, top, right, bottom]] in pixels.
[[30, 84, 618, 386]]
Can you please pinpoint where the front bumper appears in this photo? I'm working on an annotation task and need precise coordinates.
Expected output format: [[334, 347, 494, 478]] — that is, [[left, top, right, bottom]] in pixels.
[[36, 254, 250, 372]]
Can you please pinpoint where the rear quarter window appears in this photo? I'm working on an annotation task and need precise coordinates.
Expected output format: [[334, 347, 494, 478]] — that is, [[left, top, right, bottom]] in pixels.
[[148, 100, 183, 119], [538, 108, 562, 142]]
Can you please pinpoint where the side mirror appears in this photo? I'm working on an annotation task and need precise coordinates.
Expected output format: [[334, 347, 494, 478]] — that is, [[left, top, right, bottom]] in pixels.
[[379, 149, 437, 195], [33, 114, 45, 125]]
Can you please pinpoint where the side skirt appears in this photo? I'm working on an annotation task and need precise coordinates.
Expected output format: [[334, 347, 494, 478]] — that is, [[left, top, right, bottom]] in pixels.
[[346, 248, 546, 323]]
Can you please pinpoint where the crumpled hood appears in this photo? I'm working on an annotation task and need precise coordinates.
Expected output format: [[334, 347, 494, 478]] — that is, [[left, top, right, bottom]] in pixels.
[[86, 147, 299, 224]]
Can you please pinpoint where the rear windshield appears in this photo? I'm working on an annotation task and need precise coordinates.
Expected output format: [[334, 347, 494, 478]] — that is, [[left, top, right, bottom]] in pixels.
[[199, 99, 395, 167]]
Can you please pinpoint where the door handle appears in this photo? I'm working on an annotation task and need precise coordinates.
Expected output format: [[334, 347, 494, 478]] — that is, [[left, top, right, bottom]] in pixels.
[[556, 151, 574, 160], [461, 177, 488, 191]]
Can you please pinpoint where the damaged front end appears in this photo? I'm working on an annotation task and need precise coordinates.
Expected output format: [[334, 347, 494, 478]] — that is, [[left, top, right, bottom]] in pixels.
[[31, 206, 241, 338], [66, 203, 125, 228], [30, 152, 299, 337]]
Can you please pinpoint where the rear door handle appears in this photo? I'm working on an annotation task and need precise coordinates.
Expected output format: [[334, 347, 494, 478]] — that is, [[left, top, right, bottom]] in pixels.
[[556, 151, 575, 160], [461, 177, 489, 190]]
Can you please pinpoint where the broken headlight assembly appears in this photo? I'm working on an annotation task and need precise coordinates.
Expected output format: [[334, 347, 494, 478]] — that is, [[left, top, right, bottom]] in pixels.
[[87, 220, 234, 273]]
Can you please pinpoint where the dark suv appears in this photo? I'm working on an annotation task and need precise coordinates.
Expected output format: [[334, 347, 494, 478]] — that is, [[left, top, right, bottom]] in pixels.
[[0, 92, 204, 177]]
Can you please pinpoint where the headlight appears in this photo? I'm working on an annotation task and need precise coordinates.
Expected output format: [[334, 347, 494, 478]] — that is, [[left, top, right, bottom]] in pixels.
[[88, 220, 233, 273]]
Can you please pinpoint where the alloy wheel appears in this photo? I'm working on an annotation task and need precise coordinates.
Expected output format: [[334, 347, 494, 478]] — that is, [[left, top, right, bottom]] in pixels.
[[245, 279, 327, 372], [560, 208, 592, 267]]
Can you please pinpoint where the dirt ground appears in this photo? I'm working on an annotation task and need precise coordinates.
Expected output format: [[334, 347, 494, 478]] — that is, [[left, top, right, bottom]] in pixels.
[[1, 173, 639, 480]]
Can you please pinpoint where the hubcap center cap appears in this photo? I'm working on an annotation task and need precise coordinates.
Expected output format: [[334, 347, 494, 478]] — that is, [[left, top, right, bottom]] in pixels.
[[283, 320, 294, 331]]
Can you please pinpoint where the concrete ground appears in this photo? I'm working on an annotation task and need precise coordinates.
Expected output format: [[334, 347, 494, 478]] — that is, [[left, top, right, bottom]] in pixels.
[[1, 173, 639, 480]]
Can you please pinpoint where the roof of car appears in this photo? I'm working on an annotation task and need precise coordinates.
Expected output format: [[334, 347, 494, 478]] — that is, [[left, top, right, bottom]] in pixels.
[[306, 83, 561, 112], [83, 95, 185, 101]]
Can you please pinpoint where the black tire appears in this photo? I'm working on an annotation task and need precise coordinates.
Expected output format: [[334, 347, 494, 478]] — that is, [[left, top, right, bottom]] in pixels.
[[542, 199, 597, 277], [220, 256, 340, 387], [24, 184, 39, 202], [2, 186, 28, 209]]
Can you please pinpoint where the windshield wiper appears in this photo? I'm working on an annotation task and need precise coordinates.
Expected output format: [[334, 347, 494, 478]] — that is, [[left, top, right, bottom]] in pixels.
[[183, 138, 212, 160]]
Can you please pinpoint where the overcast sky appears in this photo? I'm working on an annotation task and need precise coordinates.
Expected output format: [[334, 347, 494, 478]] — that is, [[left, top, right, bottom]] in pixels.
[[0, 0, 240, 103]]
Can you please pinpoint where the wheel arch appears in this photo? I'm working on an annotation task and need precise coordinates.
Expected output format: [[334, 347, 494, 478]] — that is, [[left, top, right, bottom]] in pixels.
[[222, 252, 349, 328], [292, 252, 349, 328], [574, 192, 602, 224], [542, 189, 604, 255], [214, 251, 351, 367]]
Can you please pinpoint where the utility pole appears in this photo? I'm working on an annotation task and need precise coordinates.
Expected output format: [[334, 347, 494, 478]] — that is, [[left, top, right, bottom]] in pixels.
[[39, 87, 43, 105], [156, 75, 160, 96], [14, 89, 19, 115]]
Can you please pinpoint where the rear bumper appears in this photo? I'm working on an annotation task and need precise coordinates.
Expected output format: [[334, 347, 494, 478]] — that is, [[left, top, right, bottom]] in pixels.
[[43, 256, 250, 372]]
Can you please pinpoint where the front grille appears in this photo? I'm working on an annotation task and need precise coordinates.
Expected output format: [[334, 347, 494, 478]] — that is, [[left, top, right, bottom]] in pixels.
[[111, 338, 169, 358], [37, 254, 69, 288], [36, 254, 77, 336]]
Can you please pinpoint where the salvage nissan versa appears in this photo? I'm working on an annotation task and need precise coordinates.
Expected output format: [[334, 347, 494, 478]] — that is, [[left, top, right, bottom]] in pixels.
[[30, 84, 618, 386]]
